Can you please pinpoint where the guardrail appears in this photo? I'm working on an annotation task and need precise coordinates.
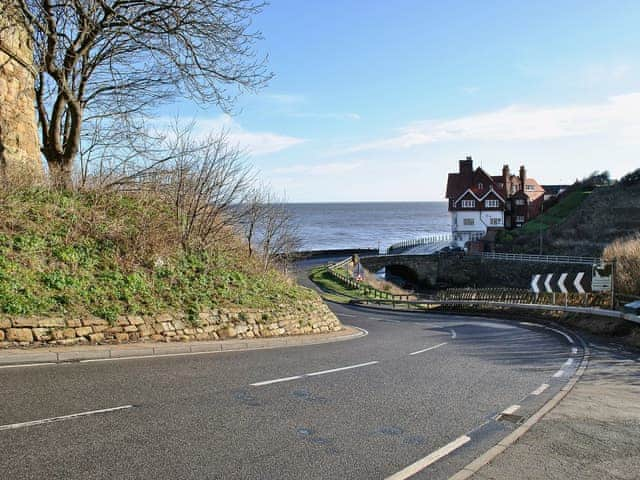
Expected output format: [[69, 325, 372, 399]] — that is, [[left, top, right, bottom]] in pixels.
[[325, 258, 412, 302], [472, 251, 601, 265], [350, 298, 640, 325], [437, 288, 610, 308], [385, 234, 452, 255]]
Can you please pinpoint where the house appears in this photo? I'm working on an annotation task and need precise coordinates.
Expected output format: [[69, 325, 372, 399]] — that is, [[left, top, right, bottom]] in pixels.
[[445, 156, 546, 248]]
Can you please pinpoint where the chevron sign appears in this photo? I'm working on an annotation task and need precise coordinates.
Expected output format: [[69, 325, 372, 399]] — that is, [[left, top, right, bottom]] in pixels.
[[531, 272, 591, 294]]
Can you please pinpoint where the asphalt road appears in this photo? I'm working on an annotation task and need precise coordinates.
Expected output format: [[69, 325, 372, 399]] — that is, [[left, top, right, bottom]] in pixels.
[[0, 300, 583, 480]]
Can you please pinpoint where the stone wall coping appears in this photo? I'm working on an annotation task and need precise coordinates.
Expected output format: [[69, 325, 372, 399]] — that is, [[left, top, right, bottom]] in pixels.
[[0, 326, 365, 367]]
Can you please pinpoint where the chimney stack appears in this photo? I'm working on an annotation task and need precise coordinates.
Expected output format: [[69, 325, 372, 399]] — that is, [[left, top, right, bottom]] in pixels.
[[519, 165, 526, 190], [459, 156, 473, 177], [502, 164, 510, 194]]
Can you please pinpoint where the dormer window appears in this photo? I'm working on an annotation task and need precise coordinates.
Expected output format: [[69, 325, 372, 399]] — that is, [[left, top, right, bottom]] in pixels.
[[461, 200, 476, 208], [485, 199, 499, 208], [525, 184, 535, 191]]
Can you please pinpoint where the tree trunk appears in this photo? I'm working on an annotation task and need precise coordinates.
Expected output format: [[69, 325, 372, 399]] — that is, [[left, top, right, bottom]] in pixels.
[[47, 157, 74, 190]]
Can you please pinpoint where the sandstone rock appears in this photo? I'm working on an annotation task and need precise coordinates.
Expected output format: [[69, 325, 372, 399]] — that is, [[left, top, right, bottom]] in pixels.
[[151, 334, 164, 342], [57, 338, 79, 346], [123, 325, 138, 333], [7, 328, 33, 343], [128, 333, 139, 341], [63, 328, 76, 339], [106, 326, 124, 334], [137, 324, 154, 337], [75, 326, 93, 337], [66, 318, 82, 328], [219, 327, 237, 339], [173, 319, 186, 330], [116, 316, 130, 326], [82, 317, 108, 327], [12, 317, 38, 328], [128, 316, 144, 326], [37, 317, 65, 328], [89, 333, 104, 343], [0, 330, 4, 341], [115, 333, 129, 343], [92, 325, 109, 333], [161, 322, 175, 332]]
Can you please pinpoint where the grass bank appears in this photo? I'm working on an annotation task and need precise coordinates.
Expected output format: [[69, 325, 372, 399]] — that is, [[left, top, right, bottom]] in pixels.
[[0, 188, 316, 323]]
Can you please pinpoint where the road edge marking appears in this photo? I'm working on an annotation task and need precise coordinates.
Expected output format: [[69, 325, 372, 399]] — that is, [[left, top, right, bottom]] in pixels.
[[387, 435, 471, 480], [448, 331, 590, 480], [409, 342, 448, 356]]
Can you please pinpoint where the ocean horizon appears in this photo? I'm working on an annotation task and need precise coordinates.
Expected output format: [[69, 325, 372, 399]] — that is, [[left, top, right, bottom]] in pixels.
[[285, 201, 451, 251]]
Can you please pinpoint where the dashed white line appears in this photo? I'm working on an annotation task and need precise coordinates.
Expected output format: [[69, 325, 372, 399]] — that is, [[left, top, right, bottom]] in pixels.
[[0, 362, 57, 369], [501, 405, 521, 415], [250, 375, 304, 387], [386, 435, 471, 480], [531, 384, 550, 395], [449, 329, 457, 339], [571, 347, 578, 355], [251, 361, 379, 386], [0, 405, 133, 432], [306, 361, 379, 377], [562, 358, 574, 368], [553, 369, 565, 378], [339, 313, 357, 318], [409, 342, 448, 356]]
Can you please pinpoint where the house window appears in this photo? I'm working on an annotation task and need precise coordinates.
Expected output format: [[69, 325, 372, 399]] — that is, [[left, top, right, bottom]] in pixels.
[[485, 199, 499, 208], [515, 199, 525, 206], [477, 182, 484, 190], [461, 200, 475, 208], [463, 218, 475, 226], [516, 215, 525, 223], [525, 184, 535, 191], [490, 217, 502, 225]]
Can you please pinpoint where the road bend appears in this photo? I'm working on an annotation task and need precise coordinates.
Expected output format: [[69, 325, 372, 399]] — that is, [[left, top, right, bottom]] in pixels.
[[0, 303, 584, 479]]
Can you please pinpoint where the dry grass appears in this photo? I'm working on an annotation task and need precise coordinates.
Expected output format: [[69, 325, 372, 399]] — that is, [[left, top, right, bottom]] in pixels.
[[604, 234, 640, 295]]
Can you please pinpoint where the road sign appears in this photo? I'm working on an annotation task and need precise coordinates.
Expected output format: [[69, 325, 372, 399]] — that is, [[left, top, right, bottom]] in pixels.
[[531, 272, 590, 293], [591, 263, 613, 292]]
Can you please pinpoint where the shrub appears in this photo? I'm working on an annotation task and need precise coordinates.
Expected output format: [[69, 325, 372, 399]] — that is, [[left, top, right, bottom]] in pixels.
[[603, 234, 640, 295]]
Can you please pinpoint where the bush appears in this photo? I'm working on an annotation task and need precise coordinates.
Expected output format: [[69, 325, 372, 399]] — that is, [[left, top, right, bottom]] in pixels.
[[603, 234, 640, 295]]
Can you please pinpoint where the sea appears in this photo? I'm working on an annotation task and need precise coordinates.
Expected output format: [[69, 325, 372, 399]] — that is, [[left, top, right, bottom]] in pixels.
[[285, 202, 451, 251]]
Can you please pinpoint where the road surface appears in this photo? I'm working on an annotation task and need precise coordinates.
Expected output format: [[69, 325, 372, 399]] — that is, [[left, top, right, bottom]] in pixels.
[[0, 303, 583, 479]]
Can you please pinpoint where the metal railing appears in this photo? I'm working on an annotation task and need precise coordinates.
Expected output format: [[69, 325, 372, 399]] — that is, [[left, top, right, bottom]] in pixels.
[[472, 251, 601, 265], [385, 234, 452, 255]]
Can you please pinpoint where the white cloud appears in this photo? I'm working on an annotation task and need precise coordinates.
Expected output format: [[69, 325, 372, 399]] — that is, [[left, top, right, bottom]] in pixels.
[[156, 115, 305, 156], [262, 93, 306, 105], [345, 92, 640, 153], [273, 161, 362, 176]]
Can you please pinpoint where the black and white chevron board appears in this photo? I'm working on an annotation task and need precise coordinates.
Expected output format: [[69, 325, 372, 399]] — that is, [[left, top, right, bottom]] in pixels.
[[531, 272, 591, 294]]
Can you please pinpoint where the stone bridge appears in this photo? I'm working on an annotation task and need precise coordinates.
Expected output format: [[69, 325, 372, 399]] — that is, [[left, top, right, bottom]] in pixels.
[[360, 254, 440, 287]]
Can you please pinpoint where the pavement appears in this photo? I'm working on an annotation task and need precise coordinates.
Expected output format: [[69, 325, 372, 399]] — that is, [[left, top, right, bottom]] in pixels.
[[0, 302, 589, 479]]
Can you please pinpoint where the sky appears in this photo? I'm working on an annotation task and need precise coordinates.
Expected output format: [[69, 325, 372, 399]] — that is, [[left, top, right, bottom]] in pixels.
[[166, 0, 640, 202]]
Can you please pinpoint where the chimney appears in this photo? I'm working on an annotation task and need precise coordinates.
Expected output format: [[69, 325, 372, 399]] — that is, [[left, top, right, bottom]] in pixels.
[[459, 156, 473, 177], [519, 165, 526, 190]]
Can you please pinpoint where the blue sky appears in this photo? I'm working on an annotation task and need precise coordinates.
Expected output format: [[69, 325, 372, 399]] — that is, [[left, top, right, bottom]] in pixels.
[[170, 0, 640, 201]]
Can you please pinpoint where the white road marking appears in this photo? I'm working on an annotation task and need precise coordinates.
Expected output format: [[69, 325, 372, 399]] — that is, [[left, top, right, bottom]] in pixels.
[[386, 435, 471, 480], [553, 369, 565, 378], [531, 384, 549, 395], [306, 361, 379, 377], [339, 313, 357, 318], [469, 322, 515, 330], [449, 329, 457, 339], [0, 362, 57, 369], [250, 375, 304, 387], [0, 405, 133, 432], [519, 322, 540, 327], [251, 361, 379, 386], [562, 358, 574, 368], [571, 347, 578, 355], [546, 327, 574, 344], [501, 405, 521, 415], [409, 342, 448, 356]]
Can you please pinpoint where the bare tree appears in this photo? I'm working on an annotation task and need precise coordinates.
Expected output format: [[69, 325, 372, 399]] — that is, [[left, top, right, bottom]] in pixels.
[[7, 0, 271, 189]]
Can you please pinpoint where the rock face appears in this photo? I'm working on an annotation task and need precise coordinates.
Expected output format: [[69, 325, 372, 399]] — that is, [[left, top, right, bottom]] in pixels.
[[0, 8, 43, 181], [0, 298, 342, 347]]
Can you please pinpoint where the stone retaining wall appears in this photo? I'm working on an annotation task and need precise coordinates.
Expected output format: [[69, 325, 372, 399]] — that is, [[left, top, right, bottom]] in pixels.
[[0, 298, 341, 348]]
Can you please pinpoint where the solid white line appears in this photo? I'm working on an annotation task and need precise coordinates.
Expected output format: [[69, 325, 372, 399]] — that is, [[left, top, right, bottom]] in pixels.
[[562, 358, 574, 368], [531, 384, 550, 395], [571, 347, 578, 355], [553, 369, 565, 378], [501, 405, 521, 415], [251, 361, 379, 386], [409, 342, 448, 356], [0, 362, 57, 369], [306, 361, 379, 377], [339, 313, 357, 318], [0, 405, 133, 432], [386, 435, 471, 480], [449, 329, 457, 339], [250, 375, 304, 386], [519, 322, 541, 327], [546, 327, 574, 344]]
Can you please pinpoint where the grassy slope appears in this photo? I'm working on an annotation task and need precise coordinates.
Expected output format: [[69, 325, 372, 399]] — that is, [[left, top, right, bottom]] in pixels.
[[0, 189, 314, 322], [519, 190, 591, 234]]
